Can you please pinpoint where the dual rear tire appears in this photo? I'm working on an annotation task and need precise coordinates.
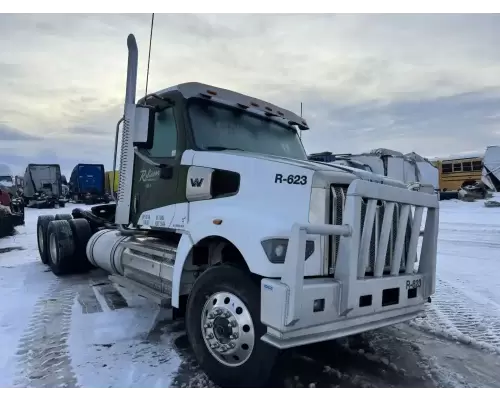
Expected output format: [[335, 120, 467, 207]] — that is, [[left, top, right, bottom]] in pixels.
[[37, 214, 93, 275]]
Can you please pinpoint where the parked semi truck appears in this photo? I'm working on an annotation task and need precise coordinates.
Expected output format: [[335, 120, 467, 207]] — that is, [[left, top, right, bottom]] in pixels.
[[23, 163, 65, 208], [69, 163, 110, 204], [36, 33, 439, 387], [0, 164, 24, 237]]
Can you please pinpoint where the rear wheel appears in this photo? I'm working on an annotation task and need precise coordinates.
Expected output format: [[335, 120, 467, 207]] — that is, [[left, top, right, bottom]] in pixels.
[[55, 213, 73, 221], [47, 220, 76, 276], [185, 265, 279, 387], [37, 215, 55, 264], [68, 218, 93, 272]]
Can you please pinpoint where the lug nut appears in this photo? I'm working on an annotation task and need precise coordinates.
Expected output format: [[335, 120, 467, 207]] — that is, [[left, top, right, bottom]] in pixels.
[[231, 321, 237, 327]]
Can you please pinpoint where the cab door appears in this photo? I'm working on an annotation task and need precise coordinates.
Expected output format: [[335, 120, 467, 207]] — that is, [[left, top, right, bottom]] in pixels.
[[130, 104, 182, 227]]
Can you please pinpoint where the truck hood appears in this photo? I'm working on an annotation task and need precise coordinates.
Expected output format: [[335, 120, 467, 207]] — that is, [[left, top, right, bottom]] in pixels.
[[208, 150, 408, 189]]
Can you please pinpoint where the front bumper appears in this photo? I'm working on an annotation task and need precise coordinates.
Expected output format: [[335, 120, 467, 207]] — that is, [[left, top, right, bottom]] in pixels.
[[260, 179, 439, 349]]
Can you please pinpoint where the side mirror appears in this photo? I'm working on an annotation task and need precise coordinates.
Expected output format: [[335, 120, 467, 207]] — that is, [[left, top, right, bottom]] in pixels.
[[133, 105, 155, 149]]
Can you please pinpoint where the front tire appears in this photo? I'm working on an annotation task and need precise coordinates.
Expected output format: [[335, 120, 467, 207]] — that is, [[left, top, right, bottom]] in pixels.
[[185, 265, 279, 387]]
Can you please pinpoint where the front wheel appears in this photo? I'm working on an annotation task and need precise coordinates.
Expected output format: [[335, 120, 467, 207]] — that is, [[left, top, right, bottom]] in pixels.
[[185, 265, 279, 387]]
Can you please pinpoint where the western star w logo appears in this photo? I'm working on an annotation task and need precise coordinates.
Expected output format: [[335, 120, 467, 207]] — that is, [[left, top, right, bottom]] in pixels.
[[190, 177, 204, 187]]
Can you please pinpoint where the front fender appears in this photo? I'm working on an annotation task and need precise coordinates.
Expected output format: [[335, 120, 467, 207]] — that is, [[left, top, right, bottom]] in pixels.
[[170, 212, 289, 308]]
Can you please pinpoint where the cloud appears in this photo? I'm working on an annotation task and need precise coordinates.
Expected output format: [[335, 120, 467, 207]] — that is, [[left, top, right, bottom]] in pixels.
[[1, 13, 500, 175], [0, 125, 41, 141]]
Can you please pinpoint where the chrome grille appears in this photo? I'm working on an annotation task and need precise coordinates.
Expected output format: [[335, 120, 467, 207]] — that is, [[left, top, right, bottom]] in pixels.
[[329, 184, 412, 276]]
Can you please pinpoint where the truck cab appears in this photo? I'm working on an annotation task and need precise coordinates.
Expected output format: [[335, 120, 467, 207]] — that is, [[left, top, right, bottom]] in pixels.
[[37, 33, 439, 388]]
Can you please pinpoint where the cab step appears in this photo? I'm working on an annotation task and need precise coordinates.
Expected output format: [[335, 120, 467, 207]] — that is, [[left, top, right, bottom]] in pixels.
[[108, 274, 172, 308]]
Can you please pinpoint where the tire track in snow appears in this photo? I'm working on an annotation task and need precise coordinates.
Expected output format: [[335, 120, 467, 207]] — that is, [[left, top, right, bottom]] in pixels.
[[411, 278, 500, 354], [13, 280, 79, 388]]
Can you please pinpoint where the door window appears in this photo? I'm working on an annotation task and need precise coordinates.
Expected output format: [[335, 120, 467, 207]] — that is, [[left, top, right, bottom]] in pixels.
[[146, 107, 178, 159]]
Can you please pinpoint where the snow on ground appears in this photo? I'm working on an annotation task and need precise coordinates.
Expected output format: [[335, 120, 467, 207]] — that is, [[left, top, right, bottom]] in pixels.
[[0, 205, 182, 388], [1, 198, 500, 388], [411, 194, 500, 355]]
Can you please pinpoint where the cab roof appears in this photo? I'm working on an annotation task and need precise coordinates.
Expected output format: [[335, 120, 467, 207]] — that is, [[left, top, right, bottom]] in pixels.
[[138, 82, 309, 131]]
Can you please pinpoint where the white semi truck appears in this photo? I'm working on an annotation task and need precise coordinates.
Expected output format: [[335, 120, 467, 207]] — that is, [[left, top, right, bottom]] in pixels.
[[36, 33, 439, 387]]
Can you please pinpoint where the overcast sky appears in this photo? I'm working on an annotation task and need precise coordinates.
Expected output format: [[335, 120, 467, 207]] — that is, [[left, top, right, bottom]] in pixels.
[[1, 13, 500, 176]]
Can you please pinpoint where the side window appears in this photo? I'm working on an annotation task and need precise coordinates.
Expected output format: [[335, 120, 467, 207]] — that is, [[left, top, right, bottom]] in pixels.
[[472, 161, 482, 171], [147, 107, 178, 159], [442, 163, 452, 173]]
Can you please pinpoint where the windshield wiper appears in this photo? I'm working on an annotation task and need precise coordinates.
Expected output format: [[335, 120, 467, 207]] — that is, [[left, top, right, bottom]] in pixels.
[[203, 146, 245, 152]]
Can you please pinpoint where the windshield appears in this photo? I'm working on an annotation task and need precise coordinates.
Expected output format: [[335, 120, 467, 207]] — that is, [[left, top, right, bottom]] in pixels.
[[0, 175, 13, 186], [188, 99, 307, 160]]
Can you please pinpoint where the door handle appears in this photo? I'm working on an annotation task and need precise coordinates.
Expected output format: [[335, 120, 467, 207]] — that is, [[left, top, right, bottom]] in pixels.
[[160, 165, 173, 180]]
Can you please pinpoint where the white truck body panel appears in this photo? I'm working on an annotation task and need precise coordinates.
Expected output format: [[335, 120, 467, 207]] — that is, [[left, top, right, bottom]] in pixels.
[[416, 161, 439, 190], [347, 155, 385, 176], [482, 145, 500, 191]]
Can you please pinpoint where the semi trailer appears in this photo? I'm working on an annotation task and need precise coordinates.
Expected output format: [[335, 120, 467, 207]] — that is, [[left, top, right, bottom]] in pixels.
[[69, 163, 110, 204], [36, 33, 439, 387], [23, 163, 66, 208]]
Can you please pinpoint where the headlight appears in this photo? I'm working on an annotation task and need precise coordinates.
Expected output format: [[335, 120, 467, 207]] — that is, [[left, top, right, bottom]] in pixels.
[[261, 238, 315, 264]]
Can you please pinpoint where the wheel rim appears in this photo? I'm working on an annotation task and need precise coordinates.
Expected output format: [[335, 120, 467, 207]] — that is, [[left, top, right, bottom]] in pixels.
[[201, 291, 255, 367], [49, 232, 58, 264], [37, 226, 44, 252]]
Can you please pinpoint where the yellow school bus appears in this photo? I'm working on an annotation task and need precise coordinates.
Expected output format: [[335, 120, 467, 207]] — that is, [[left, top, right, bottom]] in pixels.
[[105, 170, 119, 196], [432, 156, 483, 192]]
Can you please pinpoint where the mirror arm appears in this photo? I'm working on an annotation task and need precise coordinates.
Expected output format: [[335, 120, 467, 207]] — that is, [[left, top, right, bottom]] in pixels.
[[143, 94, 173, 112], [133, 148, 163, 168]]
